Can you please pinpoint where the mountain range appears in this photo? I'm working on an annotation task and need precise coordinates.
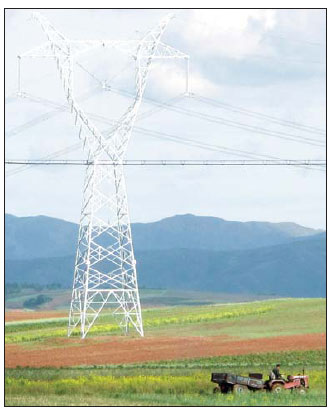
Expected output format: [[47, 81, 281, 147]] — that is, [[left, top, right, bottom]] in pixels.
[[5, 213, 326, 297]]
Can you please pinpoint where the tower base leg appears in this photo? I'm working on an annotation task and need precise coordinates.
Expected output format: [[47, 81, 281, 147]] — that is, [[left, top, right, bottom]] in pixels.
[[68, 289, 144, 339]]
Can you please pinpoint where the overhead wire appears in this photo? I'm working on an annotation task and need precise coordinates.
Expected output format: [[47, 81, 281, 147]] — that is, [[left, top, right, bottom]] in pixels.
[[4, 91, 189, 176], [5, 89, 326, 175], [107, 86, 325, 147], [12, 93, 320, 165], [5, 88, 100, 139], [5, 59, 326, 176], [5, 117, 326, 176], [5, 159, 326, 166], [5, 142, 82, 177], [131, 126, 326, 172], [192, 93, 325, 135], [74, 61, 326, 145], [9, 59, 325, 147]]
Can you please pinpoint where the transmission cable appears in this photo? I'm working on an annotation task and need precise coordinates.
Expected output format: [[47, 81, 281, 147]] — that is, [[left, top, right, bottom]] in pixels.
[[5, 159, 326, 167], [192, 93, 325, 135], [108, 86, 325, 147], [5, 88, 100, 139], [5, 93, 325, 175]]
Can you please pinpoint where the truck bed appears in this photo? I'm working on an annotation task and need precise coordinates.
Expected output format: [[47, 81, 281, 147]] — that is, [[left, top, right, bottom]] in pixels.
[[211, 373, 265, 389]]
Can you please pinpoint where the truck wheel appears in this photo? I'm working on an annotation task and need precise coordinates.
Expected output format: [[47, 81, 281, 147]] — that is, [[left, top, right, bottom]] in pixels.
[[213, 386, 221, 394], [271, 383, 284, 393], [295, 387, 308, 395], [233, 384, 249, 394]]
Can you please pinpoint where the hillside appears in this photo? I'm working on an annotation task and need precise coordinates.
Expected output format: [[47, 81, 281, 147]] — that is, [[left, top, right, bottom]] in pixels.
[[5, 233, 326, 297], [5, 213, 323, 260], [5, 214, 78, 260]]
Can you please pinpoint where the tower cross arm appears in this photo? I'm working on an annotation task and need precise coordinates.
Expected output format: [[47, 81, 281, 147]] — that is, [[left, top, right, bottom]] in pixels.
[[148, 42, 189, 59], [19, 39, 188, 61], [19, 12, 187, 62], [64, 39, 189, 60]]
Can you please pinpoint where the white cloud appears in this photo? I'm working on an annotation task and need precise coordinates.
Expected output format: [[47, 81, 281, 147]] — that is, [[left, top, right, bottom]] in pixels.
[[181, 9, 277, 59], [147, 60, 217, 98]]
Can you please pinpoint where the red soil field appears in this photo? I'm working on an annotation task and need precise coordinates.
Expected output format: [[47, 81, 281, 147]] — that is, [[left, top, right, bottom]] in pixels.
[[5, 311, 67, 322], [5, 333, 325, 368]]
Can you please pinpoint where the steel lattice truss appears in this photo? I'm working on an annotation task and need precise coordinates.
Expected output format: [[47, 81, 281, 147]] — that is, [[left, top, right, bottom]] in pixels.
[[20, 12, 189, 338]]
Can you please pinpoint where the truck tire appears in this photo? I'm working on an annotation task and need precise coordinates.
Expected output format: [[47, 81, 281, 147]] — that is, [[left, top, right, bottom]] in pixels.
[[271, 383, 284, 393], [295, 387, 308, 395], [220, 383, 230, 394], [233, 384, 249, 394]]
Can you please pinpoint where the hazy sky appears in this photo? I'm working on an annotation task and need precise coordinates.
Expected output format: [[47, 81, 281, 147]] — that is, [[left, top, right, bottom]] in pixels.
[[5, 9, 326, 228]]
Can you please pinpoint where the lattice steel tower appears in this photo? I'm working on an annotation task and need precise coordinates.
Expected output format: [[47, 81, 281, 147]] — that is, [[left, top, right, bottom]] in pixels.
[[19, 12, 189, 338]]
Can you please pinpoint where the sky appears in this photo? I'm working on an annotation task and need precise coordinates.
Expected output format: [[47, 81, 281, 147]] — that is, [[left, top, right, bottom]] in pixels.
[[5, 9, 326, 229]]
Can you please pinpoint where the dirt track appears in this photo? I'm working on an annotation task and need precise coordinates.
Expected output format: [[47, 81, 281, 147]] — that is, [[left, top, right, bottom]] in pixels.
[[5, 333, 325, 368], [5, 311, 67, 322]]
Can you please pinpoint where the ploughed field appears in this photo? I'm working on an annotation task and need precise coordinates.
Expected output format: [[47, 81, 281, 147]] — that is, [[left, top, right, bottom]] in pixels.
[[5, 298, 326, 406]]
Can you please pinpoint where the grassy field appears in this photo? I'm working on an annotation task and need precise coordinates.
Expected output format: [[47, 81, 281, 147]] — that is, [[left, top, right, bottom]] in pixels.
[[5, 297, 326, 406], [5, 298, 325, 343], [5, 287, 279, 310], [5, 350, 326, 406]]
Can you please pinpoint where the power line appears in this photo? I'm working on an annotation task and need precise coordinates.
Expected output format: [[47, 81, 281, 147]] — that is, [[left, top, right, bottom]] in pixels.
[[5, 103, 326, 176], [193, 94, 325, 135], [5, 66, 326, 177], [33, 64, 322, 148], [5, 90, 184, 139], [7, 58, 326, 153], [5, 159, 327, 166], [5, 122, 325, 176], [7, 84, 326, 148], [107, 86, 325, 147], [5, 88, 100, 138], [8, 91, 326, 161]]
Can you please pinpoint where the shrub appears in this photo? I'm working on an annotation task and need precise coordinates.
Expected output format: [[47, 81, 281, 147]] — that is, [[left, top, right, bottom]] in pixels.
[[23, 295, 52, 309]]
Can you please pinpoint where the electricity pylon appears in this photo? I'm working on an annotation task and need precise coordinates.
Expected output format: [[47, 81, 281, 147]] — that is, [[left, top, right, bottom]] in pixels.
[[20, 12, 189, 338]]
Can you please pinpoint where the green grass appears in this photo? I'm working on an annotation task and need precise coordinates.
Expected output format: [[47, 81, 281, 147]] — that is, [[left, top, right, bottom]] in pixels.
[[5, 298, 326, 344], [5, 350, 326, 406], [4, 392, 326, 407], [5, 288, 279, 310], [5, 302, 273, 339], [5, 372, 326, 406]]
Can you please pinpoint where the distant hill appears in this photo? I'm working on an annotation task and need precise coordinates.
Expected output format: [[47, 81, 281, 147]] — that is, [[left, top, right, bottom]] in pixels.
[[5, 233, 326, 298], [5, 213, 325, 298], [132, 214, 323, 251], [136, 234, 326, 298], [5, 214, 78, 260], [5, 213, 324, 260]]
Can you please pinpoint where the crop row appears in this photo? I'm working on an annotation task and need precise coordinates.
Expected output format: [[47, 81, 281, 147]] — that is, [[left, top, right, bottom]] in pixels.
[[5, 350, 326, 382], [5, 369, 326, 397], [6, 301, 277, 333], [5, 305, 272, 343], [5, 374, 210, 395], [84, 349, 326, 370]]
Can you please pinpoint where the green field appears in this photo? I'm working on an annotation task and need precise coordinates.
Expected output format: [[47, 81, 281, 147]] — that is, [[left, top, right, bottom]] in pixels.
[[5, 298, 325, 343], [5, 351, 326, 406], [5, 287, 279, 310], [5, 297, 326, 406]]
